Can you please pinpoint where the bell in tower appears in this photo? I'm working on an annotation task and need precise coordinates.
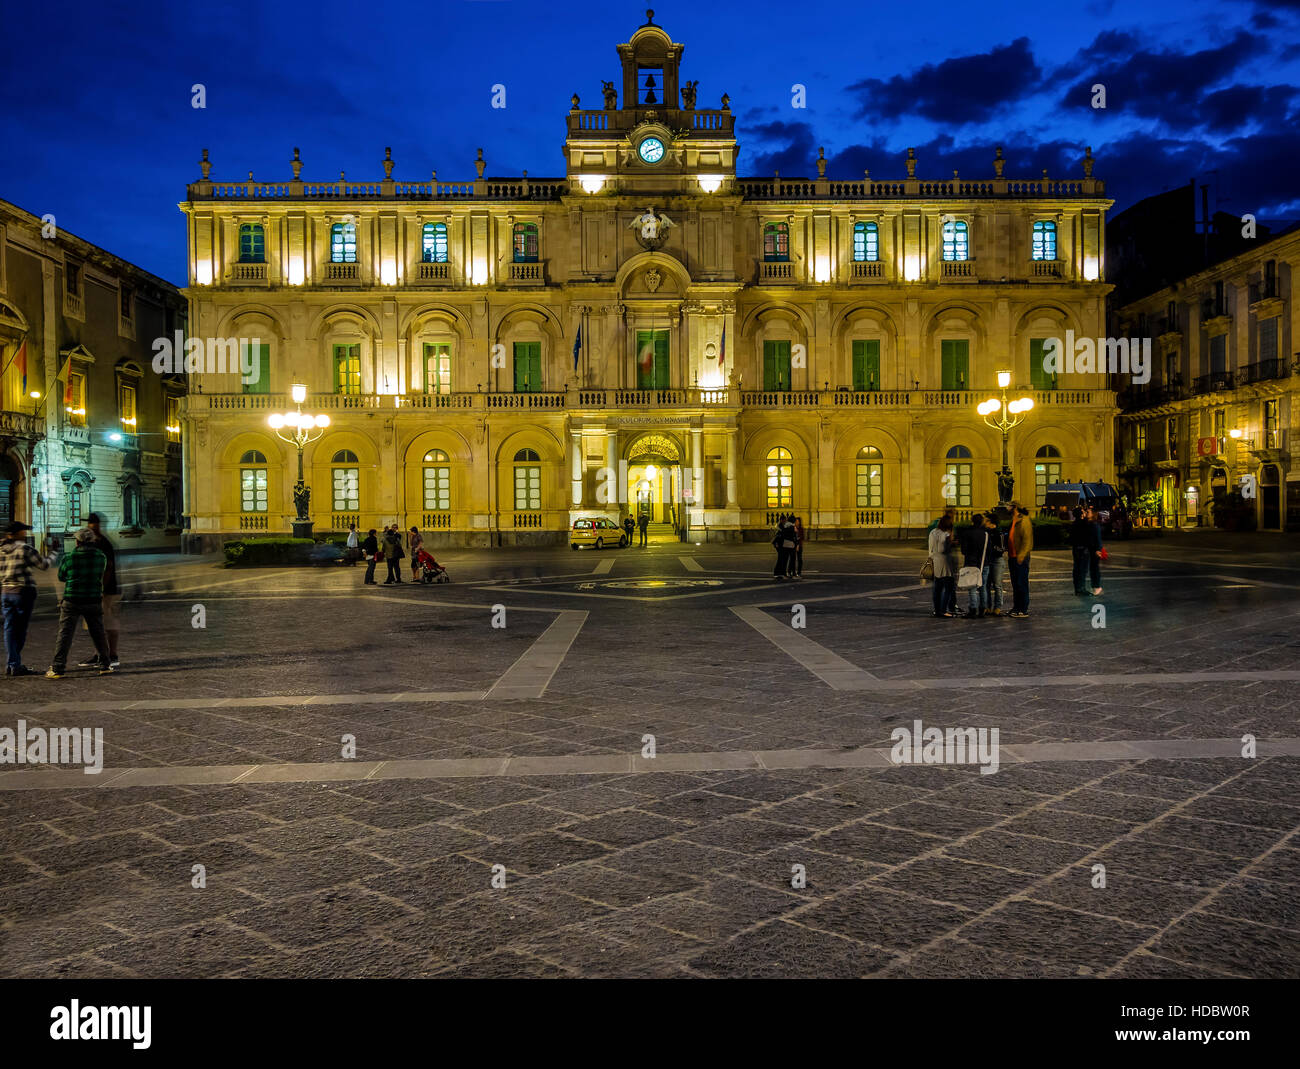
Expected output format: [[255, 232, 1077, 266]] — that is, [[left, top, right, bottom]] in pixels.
[[617, 10, 684, 115]]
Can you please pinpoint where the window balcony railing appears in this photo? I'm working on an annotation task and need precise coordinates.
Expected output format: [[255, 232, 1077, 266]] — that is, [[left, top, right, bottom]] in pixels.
[[1192, 372, 1234, 394], [506, 261, 545, 285], [487, 391, 566, 409], [855, 510, 886, 526], [331, 513, 360, 531], [239, 514, 269, 531], [850, 261, 884, 281], [323, 262, 361, 282], [513, 512, 543, 528], [1248, 282, 1280, 305], [941, 261, 973, 278], [759, 261, 795, 282], [1243, 359, 1285, 384], [230, 262, 268, 282], [416, 262, 452, 282], [64, 291, 84, 318], [1031, 261, 1062, 278], [422, 512, 453, 530], [0, 410, 45, 437]]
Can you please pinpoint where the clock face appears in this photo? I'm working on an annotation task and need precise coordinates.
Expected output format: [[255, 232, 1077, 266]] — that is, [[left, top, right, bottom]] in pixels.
[[638, 137, 665, 164]]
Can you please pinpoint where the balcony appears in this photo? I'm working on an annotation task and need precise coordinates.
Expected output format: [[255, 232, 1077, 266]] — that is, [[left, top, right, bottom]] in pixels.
[[229, 262, 268, 284], [849, 261, 885, 282], [1243, 359, 1287, 384], [506, 261, 546, 286], [1031, 261, 1062, 278], [1192, 372, 1234, 395], [941, 261, 973, 279], [322, 262, 361, 284], [0, 410, 45, 438], [415, 261, 452, 284], [758, 261, 796, 283]]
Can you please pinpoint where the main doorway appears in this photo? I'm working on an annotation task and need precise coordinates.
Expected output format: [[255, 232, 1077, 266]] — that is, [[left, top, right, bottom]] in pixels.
[[626, 433, 683, 536]]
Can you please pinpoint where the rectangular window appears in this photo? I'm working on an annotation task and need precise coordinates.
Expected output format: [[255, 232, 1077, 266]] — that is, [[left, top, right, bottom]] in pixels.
[[166, 396, 181, 443], [856, 463, 883, 507], [332, 467, 360, 512], [513, 341, 541, 392], [852, 339, 880, 391], [1264, 399, 1279, 448], [65, 262, 80, 295], [1029, 338, 1056, 390], [635, 330, 670, 389], [944, 462, 972, 507], [514, 465, 541, 510], [333, 344, 361, 395], [763, 340, 792, 391], [424, 343, 452, 394], [763, 224, 789, 262], [423, 466, 451, 511], [118, 381, 138, 436], [513, 225, 539, 263], [1259, 317, 1278, 363], [766, 462, 793, 508], [1210, 333, 1226, 376], [243, 343, 271, 394], [1213, 408, 1225, 454], [941, 340, 969, 391], [241, 468, 268, 512], [1136, 423, 1147, 461], [1167, 417, 1179, 461], [120, 285, 133, 321], [1035, 462, 1061, 506], [67, 371, 87, 427]]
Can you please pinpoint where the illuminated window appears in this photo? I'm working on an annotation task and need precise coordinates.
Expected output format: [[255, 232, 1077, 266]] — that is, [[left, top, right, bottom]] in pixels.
[[166, 396, 181, 444], [766, 446, 793, 508], [763, 222, 789, 262], [513, 223, 538, 263], [1031, 220, 1056, 261], [1034, 445, 1061, 505], [239, 450, 268, 513], [118, 381, 137, 437], [422, 222, 448, 263], [852, 221, 878, 262], [1265, 399, 1279, 448], [66, 371, 87, 427], [942, 219, 969, 262], [944, 445, 972, 506], [331, 450, 360, 512], [333, 344, 361, 395], [330, 222, 357, 263], [424, 343, 452, 394], [423, 450, 450, 511], [513, 448, 541, 510], [856, 446, 883, 507], [238, 224, 266, 263]]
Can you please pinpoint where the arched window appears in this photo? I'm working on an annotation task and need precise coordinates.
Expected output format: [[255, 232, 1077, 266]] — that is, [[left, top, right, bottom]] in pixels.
[[1034, 445, 1061, 505], [513, 448, 541, 510], [330, 222, 357, 264], [68, 482, 87, 527], [239, 450, 268, 513], [856, 446, 883, 508], [1032, 220, 1057, 261], [765, 446, 793, 508], [422, 222, 448, 263], [238, 223, 265, 263], [941, 219, 969, 262], [853, 221, 878, 262], [423, 449, 451, 511], [944, 445, 972, 507], [331, 451, 360, 512], [763, 222, 789, 262], [512, 223, 538, 263]]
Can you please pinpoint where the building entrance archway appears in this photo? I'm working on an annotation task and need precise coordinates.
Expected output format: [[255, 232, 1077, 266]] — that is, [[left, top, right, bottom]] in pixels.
[[626, 431, 683, 532]]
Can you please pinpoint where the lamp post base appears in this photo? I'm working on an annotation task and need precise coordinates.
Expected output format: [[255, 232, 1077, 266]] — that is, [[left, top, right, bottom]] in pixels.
[[291, 520, 315, 540]]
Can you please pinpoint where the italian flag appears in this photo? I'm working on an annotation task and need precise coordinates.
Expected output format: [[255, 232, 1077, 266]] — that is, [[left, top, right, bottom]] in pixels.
[[60, 353, 74, 405], [637, 337, 654, 373]]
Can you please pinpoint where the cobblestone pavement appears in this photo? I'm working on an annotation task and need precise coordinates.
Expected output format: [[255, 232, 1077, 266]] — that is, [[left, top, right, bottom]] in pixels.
[[1, 534, 1297, 977]]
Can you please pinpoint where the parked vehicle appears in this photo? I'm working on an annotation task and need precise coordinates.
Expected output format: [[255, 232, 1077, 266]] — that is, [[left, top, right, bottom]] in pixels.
[[1042, 482, 1131, 537], [570, 517, 629, 550]]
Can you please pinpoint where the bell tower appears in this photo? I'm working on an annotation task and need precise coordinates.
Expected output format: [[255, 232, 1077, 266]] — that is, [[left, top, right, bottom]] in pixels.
[[564, 11, 736, 196]]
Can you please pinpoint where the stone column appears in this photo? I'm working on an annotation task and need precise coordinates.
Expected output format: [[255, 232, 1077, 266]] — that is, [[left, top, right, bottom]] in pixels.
[[570, 429, 583, 508], [691, 426, 704, 512], [725, 426, 739, 508], [605, 429, 618, 509]]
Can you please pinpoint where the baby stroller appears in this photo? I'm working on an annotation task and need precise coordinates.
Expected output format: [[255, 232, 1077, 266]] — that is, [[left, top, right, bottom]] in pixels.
[[412, 547, 450, 584]]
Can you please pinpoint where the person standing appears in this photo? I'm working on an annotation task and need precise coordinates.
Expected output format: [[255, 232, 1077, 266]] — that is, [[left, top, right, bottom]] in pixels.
[[772, 515, 793, 579], [1087, 505, 1105, 596], [1, 521, 54, 676], [623, 515, 635, 547], [960, 513, 992, 618], [46, 528, 114, 678], [637, 512, 649, 547], [1007, 504, 1034, 618], [361, 528, 379, 585], [928, 515, 957, 617], [790, 516, 805, 578], [78, 513, 120, 669], [406, 526, 424, 583], [983, 513, 1005, 616], [345, 522, 360, 565], [1069, 506, 1091, 595], [383, 525, 404, 583]]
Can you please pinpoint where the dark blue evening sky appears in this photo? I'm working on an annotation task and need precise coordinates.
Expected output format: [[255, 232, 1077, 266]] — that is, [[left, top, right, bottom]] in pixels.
[[2, 0, 1297, 285]]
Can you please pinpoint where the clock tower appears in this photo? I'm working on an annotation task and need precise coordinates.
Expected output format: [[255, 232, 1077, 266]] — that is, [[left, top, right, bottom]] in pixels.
[[563, 10, 737, 196]]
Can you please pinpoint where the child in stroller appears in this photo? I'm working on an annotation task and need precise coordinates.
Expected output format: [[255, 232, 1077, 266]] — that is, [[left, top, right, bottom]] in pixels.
[[412, 546, 450, 584]]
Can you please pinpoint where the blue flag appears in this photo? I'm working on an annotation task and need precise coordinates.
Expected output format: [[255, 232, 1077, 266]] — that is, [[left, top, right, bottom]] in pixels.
[[573, 324, 582, 370]]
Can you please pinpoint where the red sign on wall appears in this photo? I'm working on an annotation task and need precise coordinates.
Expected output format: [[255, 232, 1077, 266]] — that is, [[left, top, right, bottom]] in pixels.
[[1197, 437, 1220, 457]]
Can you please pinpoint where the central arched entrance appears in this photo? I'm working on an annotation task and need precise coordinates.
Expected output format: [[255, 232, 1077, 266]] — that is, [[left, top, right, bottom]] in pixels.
[[626, 432, 682, 535]]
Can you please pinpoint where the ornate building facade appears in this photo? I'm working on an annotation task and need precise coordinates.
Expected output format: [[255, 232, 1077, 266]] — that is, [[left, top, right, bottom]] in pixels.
[[180, 15, 1116, 549], [1112, 225, 1298, 531], [0, 199, 186, 550]]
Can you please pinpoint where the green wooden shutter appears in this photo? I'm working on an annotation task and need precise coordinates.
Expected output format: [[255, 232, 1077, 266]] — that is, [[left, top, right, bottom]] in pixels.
[[635, 331, 670, 389], [333, 344, 359, 394], [764, 341, 791, 390], [653, 332, 669, 388], [941, 340, 968, 390], [852, 340, 880, 391], [243, 343, 270, 394], [514, 342, 540, 391], [1029, 338, 1055, 390]]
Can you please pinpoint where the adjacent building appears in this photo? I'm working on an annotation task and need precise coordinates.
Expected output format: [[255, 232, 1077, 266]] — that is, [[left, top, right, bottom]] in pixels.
[[179, 15, 1116, 549], [0, 199, 187, 549]]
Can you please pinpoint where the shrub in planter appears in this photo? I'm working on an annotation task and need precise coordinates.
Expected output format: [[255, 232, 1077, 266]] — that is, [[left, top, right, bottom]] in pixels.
[[1029, 516, 1068, 548], [223, 537, 315, 565]]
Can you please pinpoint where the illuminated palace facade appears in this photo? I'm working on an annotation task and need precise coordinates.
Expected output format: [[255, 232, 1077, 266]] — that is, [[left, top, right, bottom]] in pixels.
[[180, 16, 1116, 548]]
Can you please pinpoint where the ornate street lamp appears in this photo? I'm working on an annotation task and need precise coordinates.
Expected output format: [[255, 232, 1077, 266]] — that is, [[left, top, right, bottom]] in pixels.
[[268, 383, 330, 538], [977, 370, 1034, 507]]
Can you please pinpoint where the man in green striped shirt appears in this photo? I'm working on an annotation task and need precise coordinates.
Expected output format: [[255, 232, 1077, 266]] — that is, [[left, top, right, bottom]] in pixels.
[[46, 528, 115, 678]]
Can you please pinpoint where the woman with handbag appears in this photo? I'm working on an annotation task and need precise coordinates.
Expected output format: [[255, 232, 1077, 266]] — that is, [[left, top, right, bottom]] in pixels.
[[958, 517, 992, 618], [928, 515, 957, 617]]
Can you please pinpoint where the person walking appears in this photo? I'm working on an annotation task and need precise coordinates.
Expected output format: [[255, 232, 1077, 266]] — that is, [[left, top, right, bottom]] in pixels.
[[983, 513, 1006, 616], [46, 528, 114, 678], [623, 515, 635, 547], [637, 512, 649, 547], [383, 524, 404, 584], [406, 526, 424, 583], [1069, 506, 1091, 595], [1, 521, 54, 676], [77, 513, 120, 670], [1007, 503, 1034, 618], [928, 515, 957, 617], [361, 528, 379, 585], [345, 523, 360, 565], [1087, 505, 1105, 596], [790, 516, 805, 578], [960, 513, 993, 618]]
